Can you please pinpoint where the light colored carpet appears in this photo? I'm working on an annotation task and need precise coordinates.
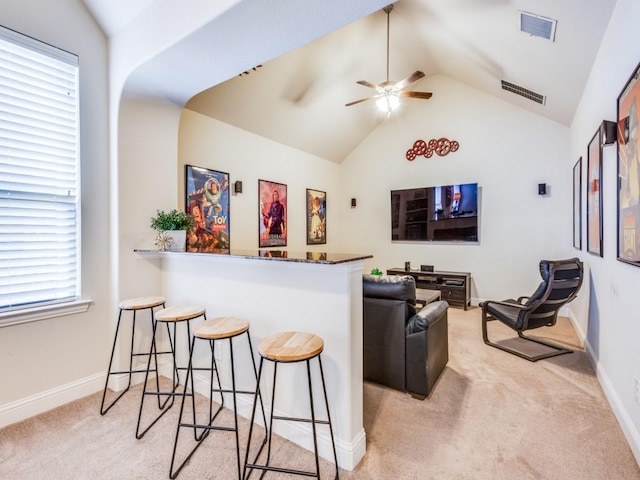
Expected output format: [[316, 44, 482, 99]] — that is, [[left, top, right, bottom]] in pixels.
[[1, 307, 639, 479]]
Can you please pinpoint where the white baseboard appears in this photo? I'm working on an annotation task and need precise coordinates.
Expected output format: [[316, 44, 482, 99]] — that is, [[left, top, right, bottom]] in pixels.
[[566, 309, 640, 467], [0, 373, 104, 429], [584, 339, 640, 466]]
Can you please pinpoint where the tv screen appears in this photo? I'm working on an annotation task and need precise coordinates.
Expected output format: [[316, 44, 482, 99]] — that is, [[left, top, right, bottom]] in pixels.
[[391, 183, 478, 242]]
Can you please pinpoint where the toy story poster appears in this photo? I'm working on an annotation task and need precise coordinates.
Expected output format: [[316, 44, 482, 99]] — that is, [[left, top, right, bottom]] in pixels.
[[185, 165, 230, 252]]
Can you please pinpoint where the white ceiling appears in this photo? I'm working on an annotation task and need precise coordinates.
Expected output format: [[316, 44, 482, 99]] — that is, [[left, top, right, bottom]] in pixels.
[[81, 0, 618, 163]]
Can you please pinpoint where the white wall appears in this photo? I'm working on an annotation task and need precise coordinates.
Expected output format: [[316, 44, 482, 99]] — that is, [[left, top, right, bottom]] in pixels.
[[0, 0, 110, 416], [338, 74, 571, 304], [178, 109, 341, 252], [569, 0, 640, 462]]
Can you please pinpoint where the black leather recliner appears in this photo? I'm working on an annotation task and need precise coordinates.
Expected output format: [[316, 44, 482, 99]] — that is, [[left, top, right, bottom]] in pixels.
[[363, 274, 449, 399]]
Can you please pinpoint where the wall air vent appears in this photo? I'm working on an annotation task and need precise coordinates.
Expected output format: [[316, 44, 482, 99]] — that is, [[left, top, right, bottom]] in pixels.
[[519, 11, 557, 41], [501, 80, 546, 105]]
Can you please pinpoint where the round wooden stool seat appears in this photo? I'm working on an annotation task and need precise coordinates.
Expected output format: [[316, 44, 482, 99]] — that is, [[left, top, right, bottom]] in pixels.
[[193, 316, 250, 340], [155, 305, 206, 323], [118, 296, 165, 310], [258, 331, 324, 363]]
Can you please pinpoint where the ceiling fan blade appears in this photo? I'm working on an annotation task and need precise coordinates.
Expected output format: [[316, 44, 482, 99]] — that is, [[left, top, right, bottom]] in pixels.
[[394, 71, 425, 91], [356, 80, 384, 92], [345, 96, 379, 107], [398, 90, 433, 100]]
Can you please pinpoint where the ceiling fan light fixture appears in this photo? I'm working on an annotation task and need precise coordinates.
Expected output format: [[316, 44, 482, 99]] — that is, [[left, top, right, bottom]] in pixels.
[[376, 92, 400, 115]]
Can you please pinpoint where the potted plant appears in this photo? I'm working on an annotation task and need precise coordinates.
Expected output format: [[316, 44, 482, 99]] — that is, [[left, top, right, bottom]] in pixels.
[[150, 209, 194, 251]]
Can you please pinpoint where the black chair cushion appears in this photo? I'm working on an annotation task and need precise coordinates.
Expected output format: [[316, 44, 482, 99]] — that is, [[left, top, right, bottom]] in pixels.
[[485, 299, 523, 329]]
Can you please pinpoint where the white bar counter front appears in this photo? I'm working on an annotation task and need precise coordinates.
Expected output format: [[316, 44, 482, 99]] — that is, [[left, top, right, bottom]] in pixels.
[[136, 249, 372, 470]]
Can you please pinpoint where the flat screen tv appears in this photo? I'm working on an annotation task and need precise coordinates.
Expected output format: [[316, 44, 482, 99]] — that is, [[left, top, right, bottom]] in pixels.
[[391, 183, 478, 242]]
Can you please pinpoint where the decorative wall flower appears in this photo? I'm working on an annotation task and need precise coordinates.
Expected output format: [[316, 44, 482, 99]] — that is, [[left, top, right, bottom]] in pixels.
[[154, 231, 173, 251]]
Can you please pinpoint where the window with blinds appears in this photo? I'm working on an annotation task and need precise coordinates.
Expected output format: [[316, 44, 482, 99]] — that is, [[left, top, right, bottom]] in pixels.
[[0, 26, 80, 313]]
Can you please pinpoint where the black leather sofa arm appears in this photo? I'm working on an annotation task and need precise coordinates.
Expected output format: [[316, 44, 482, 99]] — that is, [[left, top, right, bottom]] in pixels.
[[406, 300, 449, 335]]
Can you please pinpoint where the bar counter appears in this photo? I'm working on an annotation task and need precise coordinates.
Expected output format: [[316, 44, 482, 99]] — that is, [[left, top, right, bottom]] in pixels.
[[135, 248, 372, 470]]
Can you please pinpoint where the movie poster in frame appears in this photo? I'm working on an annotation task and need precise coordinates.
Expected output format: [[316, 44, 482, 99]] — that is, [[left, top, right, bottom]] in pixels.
[[617, 61, 640, 267], [259, 179, 287, 247], [573, 157, 582, 250], [185, 165, 230, 252], [587, 129, 603, 257], [306, 188, 326, 245]]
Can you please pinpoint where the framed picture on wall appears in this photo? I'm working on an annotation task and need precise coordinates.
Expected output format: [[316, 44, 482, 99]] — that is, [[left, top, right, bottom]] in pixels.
[[573, 157, 582, 250], [616, 61, 640, 267], [259, 179, 287, 247], [306, 188, 326, 245], [587, 129, 603, 257], [184, 165, 230, 252]]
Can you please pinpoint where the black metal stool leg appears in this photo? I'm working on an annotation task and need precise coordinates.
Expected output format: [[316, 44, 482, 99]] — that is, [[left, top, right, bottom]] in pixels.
[[136, 314, 160, 439], [229, 337, 242, 480], [136, 317, 186, 439], [101, 305, 162, 415], [318, 356, 339, 480], [264, 361, 278, 468], [242, 357, 264, 480], [307, 359, 321, 478], [100, 308, 127, 415], [245, 331, 269, 438], [170, 335, 196, 479]]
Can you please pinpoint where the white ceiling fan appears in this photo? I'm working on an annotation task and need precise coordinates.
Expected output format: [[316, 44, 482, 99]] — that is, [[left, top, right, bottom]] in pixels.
[[345, 4, 432, 116]]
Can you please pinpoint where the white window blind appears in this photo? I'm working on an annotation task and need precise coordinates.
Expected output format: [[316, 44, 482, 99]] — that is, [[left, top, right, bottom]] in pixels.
[[0, 26, 80, 313]]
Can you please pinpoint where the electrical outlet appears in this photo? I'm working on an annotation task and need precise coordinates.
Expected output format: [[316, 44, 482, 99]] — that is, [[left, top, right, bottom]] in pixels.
[[635, 378, 640, 406]]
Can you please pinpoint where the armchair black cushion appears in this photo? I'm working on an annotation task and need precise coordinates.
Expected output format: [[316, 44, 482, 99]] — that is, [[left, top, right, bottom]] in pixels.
[[363, 274, 449, 399]]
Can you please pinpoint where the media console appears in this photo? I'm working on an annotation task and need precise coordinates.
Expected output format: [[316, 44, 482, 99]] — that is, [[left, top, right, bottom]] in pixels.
[[386, 268, 471, 310]]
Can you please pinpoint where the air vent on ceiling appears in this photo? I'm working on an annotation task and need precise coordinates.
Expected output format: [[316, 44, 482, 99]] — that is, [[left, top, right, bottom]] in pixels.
[[501, 80, 546, 105], [519, 11, 557, 41]]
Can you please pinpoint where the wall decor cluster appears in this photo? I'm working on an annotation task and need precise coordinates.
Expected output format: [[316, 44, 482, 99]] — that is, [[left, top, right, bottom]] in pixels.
[[185, 165, 230, 252], [587, 129, 603, 257], [306, 189, 326, 245], [573, 157, 582, 250], [406, 138, 460, 161], [259, 179, 287, 247], [617, 61, 640, 266]]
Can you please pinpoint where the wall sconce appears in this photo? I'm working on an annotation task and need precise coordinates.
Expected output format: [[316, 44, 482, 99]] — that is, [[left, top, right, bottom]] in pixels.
[[538, 183, 548, 196], [600, 120, 617, 146], [233, 181, 243, 194]]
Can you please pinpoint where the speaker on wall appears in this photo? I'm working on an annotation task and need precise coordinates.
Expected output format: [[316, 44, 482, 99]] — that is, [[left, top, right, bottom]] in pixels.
[[600, 120, 617, 146], [351, 198, 357, 208], [234, 181, 243, 194], [538, 183, 547, 195]]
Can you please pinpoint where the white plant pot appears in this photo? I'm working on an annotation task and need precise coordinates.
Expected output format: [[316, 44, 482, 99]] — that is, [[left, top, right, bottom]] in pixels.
[[167, 230, 186, 252]]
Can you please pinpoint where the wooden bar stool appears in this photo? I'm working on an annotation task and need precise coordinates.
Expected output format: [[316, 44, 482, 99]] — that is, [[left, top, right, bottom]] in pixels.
[[100, 296, 166, 415], [170, 316, 267, 480], [136, 305, 206, 439], [243, 331, 339, 480]]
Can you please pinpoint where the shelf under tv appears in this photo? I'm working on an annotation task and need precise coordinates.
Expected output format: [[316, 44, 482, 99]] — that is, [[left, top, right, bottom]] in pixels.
[[386, 268, 471, 310]]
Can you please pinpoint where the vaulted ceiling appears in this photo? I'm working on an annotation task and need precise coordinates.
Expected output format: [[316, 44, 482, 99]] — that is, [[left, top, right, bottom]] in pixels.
[[82, 0, 617, 163]]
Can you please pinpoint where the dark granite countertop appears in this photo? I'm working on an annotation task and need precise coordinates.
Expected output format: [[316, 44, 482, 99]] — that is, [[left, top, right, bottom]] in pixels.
[[134, 249, 372, 265]]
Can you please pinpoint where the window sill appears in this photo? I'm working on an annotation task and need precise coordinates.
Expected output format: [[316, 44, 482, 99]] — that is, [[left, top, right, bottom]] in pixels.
[[0, 299, 92, 328]]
